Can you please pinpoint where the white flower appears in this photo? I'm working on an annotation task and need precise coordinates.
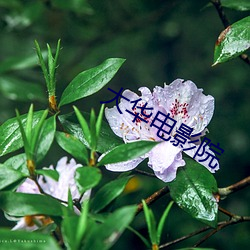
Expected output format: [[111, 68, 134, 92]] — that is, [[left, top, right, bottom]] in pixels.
[[103, 79, 217, 182], [12, 157, 90, 231]]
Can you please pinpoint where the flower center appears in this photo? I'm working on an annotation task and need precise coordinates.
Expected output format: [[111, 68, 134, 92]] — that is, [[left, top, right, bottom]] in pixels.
[[170, 99, 190, 123]]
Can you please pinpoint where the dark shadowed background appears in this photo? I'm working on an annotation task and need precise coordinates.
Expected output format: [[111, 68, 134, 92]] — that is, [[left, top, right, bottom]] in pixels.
[[0, 0, 249, 249]]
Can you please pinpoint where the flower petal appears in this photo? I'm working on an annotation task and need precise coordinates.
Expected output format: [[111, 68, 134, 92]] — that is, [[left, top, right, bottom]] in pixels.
[[154, 79, 214, 134], [16, 178, 40, 194], [40, 157, 82, 201], [148, 141, 185, 182], [105, 90, 140, 139], [12, 218, 38, 231], [105, 89, 155, 142], [184, 146, 220, 173]]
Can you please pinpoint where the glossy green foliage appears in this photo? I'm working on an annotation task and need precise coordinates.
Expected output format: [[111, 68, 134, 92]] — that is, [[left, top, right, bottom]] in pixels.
[[36, 116, 56, 162], [142, 200, 174, 246], [4, 154, 28, 175], [168, 159, 218, 227], [56, 131, 89, 165], [59, 58, 125, 106], [98, 141, 159, 166], [91, 176, 132, 213], [0, 111, 44, 157], [59, 113, 123, 153], [83, 206, 137, 250], [0, 2, 249, 249], [213, 16, 250, 65], [62, 201, 89, 250], [75, 167, 102, 194], [62, 216, 81, 250], [16, 106, 48, 161], [0, 192, 66, 216], [0, 164, 27, 190], [142, 200, 157, 244], [36, 169, 59, 181], [35, 40, 61, 97]]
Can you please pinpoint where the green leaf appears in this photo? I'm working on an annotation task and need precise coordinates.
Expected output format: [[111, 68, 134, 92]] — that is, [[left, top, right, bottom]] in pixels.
[[56, 131, 89, 165], [89, 108, 97, 150], [4, 153, 28, 175], [75, 167, 102, 194], [142, 200, 157, 245], [0, 76, 46, 102], [0, 164, 27, 190], [76, 201, 89, 248], [0, 228, 60, 250], [59, 58, 125, 106], [96, 104, 105, 140], [62, 201, 89, 250], [25, 104, 34, 143], [36, 169, 59, 181], [97, 141, 159, 166], [73, 106, 91, 147], [45, 40, 61, 96], [59, 112, 123, 153], [0, 192, 65, 216], [168, 159, 218, 227], [83, 205, 137, 250], [35, 40, 50, 91], [15, 109, 30, 158], [0, 111, 44, 157], [91, 176, 132, 213], [62, 215, 80, 250], [67, 188, 74, 212], [127, 226, 151, 248], [213, 16, 250, 65], [30, 109, 48, 158], [221, 0, 250, 11], [36, 116, 56, 162], [157, 201, 174, 244]]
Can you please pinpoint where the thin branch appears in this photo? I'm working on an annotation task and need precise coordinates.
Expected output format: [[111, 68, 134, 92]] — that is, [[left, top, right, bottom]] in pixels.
[[239, 53, 250, 65], [159, 224, 212, 249], [218, 206, 235, 217], [211, 0, 230, 27], [218, 176, 250, 198], [136, 176, 250, 215], [211, 0, 250, 66], [134, 169, 156, 178], [136, 186, 169, 215], [159, 216, 250, 249], [193, 216, 250, 247]]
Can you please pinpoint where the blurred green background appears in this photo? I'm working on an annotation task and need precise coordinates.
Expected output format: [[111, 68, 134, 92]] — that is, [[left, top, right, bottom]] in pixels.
[[0, 0, 249, 249]]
